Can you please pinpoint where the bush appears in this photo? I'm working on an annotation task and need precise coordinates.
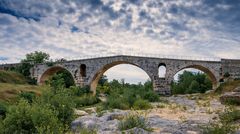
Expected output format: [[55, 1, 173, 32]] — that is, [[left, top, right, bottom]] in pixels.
[[143, 91, 159, 102], [75, 94, 99, 107], [39, 90, 75, 128], [30, 104, 64, 133], [104, 95, 129, 110], [0, 102, 7, 118], [202, 122, 236, 134], [220, 108, 240, 124], [19, 91, 36, 103], [70, 86, 91, 96], [202, 108, 239, 134], [118, 112, 152, 131], [171, 71, 212, 94], [133, 99, 152, 110], [3, 100, 35, 133]]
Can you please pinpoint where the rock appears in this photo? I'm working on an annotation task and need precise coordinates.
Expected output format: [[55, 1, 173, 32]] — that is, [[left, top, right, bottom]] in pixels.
[[84, 107, 96, 113], [220, 92, 240, 105], [100, 110, 128, 121], [186, 130, 198, 134], [71, 116, 100, 131], [74, 109, 88, 116], [124, 127, 150, 134], [71, 109, 128, 133], [233, 86, 240, 92]]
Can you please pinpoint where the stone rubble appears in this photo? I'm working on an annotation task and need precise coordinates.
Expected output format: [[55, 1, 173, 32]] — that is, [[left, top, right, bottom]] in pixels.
[[71, 95, 227, 134]]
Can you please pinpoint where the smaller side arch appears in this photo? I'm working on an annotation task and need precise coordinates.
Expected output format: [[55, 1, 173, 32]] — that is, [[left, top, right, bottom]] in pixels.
[[158, 63, 166, 78], [80, 64, 86, 77], [38, 66, 75, 85], [172, 64, 219, 90]]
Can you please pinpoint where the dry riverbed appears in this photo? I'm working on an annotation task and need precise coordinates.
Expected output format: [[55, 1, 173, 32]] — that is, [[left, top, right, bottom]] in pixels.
[[71, 93, 239, 134]]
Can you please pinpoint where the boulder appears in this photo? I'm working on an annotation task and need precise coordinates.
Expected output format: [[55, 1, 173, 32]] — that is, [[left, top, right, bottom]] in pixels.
[[123, 127, 150, 134], [84, 107, 96, 113], [220, 92, 240, 105], [233, 86, 240, 92], [71, 109, 128, 133], [74, 109, 88, 116]]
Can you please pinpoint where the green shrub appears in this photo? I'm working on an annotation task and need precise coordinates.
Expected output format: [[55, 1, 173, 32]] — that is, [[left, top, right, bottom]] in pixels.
[[220, 108, 240, 124], [0, 102, 7, 119], [41, 90, 75, 127], [143, 91, 159, 102], [202, 123, 236, 134], [31, 104, 64, 133], [19, 91, 36, 103], [70, 86, 91, 96], [2, 100, 63, 133], [3, 100, 35, 133], [118, 112, 152, 131], [104, 95, 129, 110], [75, 94, 99, 107], [0, 118, 4, 134], [133, 99, 152, 110], [222, 98, 240, 106], [202, 108, 239, 134], [171, 71, 212, 94]]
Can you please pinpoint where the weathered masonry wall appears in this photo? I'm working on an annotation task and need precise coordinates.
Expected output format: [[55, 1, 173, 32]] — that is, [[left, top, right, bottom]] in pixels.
[[1, 56, 240, 95], [221, 59, 240, 79]]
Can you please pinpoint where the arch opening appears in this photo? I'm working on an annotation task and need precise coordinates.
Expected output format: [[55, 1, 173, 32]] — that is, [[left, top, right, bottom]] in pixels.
[[39, 66, 75, 88], [90, 61, 152, 94], [171, 65, 218, 94], [158, 63, 166, 78]]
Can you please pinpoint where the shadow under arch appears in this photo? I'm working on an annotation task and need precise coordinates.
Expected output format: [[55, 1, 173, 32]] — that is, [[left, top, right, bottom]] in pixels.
[[173, 64, 218, 90], [90, 61, 153, 94], [38, 66, 75, 85]]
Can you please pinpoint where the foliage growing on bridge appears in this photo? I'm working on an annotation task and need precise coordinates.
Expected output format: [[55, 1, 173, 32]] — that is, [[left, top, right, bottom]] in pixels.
[[15, 51, 50, 84]]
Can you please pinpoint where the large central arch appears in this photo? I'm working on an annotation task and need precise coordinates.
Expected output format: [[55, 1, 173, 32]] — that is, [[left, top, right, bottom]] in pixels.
[[90, 61, 153, 94]]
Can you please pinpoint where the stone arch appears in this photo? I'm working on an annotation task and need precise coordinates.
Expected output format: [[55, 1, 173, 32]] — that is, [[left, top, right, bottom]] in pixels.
[[89, 61, 153, 94], [38, 65, 75, 85], [172, 64, 219, 90]]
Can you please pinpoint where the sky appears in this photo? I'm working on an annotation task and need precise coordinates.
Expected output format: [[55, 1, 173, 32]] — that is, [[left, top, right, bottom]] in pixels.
[[0, 0, 240, 83]]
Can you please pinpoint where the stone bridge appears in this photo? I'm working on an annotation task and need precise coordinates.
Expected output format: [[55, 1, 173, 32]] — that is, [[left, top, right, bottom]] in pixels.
[[1, 55, 240, 95]]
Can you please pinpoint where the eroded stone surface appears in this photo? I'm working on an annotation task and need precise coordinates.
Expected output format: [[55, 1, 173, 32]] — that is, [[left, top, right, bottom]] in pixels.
[[71, 94, 227, 134]]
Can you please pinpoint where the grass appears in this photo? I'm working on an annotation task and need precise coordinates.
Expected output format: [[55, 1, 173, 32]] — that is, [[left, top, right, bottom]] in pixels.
[[216, 80, 240, 93], [0, 70, 27, 84], [0, 83, 46, 102], [202, 107, 240, 134], [118, 112, 152, 131]]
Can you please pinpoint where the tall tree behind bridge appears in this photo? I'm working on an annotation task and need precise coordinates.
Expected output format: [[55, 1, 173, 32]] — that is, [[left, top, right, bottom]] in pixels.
[[16, 51, 50, 83]]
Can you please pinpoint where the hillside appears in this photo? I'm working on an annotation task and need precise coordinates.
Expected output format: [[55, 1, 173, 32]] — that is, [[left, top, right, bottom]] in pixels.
[[0, 70, 27, 84], [0, 70, 45, 102]]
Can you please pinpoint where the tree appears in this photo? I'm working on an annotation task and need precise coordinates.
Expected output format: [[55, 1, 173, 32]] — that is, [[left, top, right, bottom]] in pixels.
[[16, 51, 50, 83], [24, 51, 50, 64], [171, 71, 212, 94], [98, 75, 108, 86]]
